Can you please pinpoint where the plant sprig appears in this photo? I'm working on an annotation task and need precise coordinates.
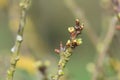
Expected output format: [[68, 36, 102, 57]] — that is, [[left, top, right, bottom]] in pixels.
[[51, 19, 84, 80], [6, 0, 31, 80]]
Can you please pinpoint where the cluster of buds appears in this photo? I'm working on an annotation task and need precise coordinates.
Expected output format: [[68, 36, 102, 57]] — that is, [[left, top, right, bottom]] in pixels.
[[66, 19, 83, 48], [55, 19, 83, 54], [68, 19, 83, 40], [66, 38, 82, 48]]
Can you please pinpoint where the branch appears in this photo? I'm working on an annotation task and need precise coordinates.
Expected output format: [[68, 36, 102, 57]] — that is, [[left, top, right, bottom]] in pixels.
[[92, 16, 118, 80], [6, 0, 31, 80], [92, 0, 120, 79], [51, 19, 84, 80]]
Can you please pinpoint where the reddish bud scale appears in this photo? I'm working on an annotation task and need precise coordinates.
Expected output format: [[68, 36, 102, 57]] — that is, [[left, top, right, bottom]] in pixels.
[[75, 27, 81, 35], [55, 49, 60, 54]]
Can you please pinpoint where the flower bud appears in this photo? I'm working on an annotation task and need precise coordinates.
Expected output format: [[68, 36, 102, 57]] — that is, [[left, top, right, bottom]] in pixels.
[[66, 40, 71, 46], [68, 27, 75, 33], [76, 38, 82, 45], [76, 19, 80, 26], [58, 70, 64, 75]]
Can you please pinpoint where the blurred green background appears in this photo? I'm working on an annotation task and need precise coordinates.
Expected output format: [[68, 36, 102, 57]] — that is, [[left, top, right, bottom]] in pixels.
[[1, 0, 119, 80]]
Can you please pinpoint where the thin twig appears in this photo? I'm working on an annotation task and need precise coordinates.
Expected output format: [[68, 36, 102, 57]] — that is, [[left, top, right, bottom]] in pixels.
[[6, 0, 31, 80], [92, 16, 118, 80]]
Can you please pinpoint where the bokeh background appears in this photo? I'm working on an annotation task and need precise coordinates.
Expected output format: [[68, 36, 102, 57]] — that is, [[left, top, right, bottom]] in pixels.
[[0, 0, 120, 80]]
